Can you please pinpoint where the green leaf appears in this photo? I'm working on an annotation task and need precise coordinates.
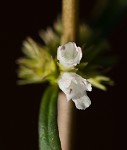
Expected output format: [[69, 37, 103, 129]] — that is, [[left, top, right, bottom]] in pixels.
[[38, 85, 61, 150], [48, 86, 61, 150], [39, 87, 51, 150]]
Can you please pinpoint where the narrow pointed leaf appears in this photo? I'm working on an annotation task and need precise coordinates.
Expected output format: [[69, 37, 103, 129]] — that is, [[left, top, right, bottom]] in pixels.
[[39, 87, 52, 150], [48, 86, 61, 150], [38, 85, 61, 150]]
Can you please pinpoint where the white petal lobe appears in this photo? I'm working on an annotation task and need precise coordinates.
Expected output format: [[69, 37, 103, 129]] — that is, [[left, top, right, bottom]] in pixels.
[[72, 95, 91, 110]]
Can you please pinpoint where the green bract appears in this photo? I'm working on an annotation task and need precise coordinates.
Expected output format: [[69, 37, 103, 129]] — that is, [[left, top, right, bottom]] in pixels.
[[17, 38, 57, 84]]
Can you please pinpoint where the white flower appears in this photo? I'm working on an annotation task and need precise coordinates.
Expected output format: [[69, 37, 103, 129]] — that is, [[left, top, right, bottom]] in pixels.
[[57, 42, 92, 110], [58, 72, 92, 110], [57, 42, 82, 68]]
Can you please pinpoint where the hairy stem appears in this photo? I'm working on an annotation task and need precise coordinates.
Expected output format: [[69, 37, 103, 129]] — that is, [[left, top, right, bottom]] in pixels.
[[58, 0, 79, 150], [61, 0, 79, 44]]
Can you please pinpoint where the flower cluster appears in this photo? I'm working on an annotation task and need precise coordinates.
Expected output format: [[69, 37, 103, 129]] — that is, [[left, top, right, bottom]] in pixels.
[[57, 42, 92, 110], [17, 18, 115, 110]]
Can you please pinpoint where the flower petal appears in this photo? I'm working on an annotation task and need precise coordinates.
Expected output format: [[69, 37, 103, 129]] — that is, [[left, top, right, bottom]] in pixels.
[[58, 72, 92, 106], [58, 72, 74, 101], [82, 79, 92, 91], [72, 95, 91, 110], [57, 42, 82, 68], [68, 79, 86, 100]]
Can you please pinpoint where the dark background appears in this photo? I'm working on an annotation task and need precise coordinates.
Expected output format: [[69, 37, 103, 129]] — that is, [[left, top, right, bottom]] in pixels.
[[1, 0, 127, 150]]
